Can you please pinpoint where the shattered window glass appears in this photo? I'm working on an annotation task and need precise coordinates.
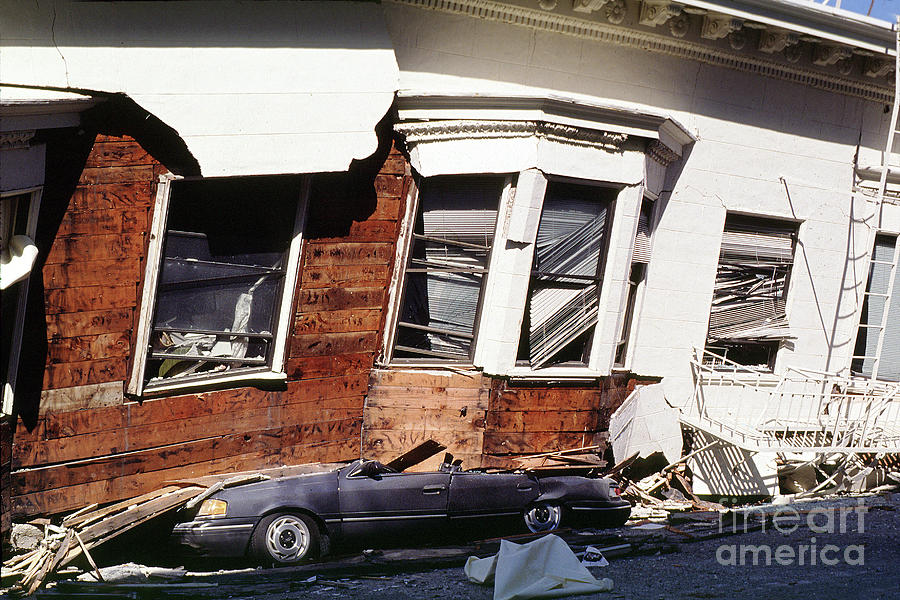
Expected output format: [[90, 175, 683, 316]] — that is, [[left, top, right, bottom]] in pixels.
[[707, 215, 797, 368], [393, 176, 504, 361], [517, 182, 616, 369], [144, 177, 301, 385]]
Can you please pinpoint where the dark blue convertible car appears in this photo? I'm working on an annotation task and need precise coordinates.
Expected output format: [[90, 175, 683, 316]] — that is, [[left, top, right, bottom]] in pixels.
[[171, 458, 630, 564]]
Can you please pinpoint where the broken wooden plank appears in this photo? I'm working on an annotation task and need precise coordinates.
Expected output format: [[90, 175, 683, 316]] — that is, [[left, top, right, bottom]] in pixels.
[[386, 440, 447, 472]]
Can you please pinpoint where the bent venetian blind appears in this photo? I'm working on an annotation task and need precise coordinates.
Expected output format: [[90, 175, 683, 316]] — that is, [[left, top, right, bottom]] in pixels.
[[708, 216, 797, 344], [393, 176, 504, 361], [521, 182, 614, 369]]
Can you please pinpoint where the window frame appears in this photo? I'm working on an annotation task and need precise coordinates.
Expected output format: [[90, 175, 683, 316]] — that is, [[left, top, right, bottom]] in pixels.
[[1, 186, 42, 416], [384, 93, 694, 378], [850, 232, 900, 381], [512, 176, 620, 372], [127, 174, 309, 397], [704, 212, 800, 371], [383, 174, 514, 366]]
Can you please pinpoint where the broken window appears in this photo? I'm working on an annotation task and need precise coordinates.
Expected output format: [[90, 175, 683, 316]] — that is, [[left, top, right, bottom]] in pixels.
[[614, 199, 653, 367], [392, 176, 504, 361], [517, 182, 615, 369], [852, 234, 900, 381], [706, 215, 797, 368], [135, 176, 306, 392]]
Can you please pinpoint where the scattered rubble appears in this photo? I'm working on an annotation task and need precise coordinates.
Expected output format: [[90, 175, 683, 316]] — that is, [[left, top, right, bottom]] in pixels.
[[9, 525, 42, 553], [1, 485, 203, 596]]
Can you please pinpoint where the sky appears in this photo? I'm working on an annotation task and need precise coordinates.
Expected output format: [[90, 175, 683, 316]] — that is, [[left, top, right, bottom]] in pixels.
[[828, 0, 899, 22]]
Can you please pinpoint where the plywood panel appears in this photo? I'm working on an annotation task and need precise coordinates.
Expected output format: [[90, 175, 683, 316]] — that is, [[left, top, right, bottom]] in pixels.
[[285, 352, 375, 380], [43, 359, 128, 390], [45, 234, 145, 264], [45, 309, 134, 338], [47, 332, 131, 364], [300, 264, 391, 289], [70, 182, 155, 211], [13, 417, 363, 493], [44, 259, 143, 288]]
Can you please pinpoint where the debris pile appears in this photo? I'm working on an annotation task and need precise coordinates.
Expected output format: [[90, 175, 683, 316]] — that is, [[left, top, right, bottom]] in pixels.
[[1, 485, 203, 595]]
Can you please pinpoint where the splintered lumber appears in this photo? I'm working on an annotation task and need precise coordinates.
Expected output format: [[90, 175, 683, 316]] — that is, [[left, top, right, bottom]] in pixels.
[[386, 440, 447, 472], [2, 484, 204, 595]]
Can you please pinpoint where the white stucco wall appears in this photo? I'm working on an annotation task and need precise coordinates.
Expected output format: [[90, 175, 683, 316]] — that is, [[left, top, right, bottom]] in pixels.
[[1, 1, 399, 177], [382, 1, 899, 403]]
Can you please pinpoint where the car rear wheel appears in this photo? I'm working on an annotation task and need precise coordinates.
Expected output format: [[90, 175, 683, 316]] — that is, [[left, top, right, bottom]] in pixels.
[[524, 503, 562, 533], [251, 513, 320, 565]]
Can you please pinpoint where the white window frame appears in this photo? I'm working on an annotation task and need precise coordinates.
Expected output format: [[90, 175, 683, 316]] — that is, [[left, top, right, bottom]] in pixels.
[[1, 186, 42, 416], [127, 174, 309, 397], [383, 93, 694, 380], [704, 212, 801, 372], [382, 174, 514, 366], [850, 231, 900, 381], [382, 168, 645, 379]]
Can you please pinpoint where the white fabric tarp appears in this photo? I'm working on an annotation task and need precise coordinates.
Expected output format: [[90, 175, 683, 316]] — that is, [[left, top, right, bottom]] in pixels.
[[465, 534, 613, 600]]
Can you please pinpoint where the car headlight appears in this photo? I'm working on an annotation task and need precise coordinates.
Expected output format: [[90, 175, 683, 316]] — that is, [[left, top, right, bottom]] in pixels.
[[197, 498, 227, 517]]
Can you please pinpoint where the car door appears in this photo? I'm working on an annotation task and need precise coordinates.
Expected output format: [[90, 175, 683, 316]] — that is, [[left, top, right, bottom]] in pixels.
[[447, 471, 539, 525], [338, 463, 451, 540]]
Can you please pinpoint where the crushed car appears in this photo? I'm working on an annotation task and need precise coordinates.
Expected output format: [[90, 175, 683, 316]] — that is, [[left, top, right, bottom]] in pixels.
[[171, 456, 631, 565]]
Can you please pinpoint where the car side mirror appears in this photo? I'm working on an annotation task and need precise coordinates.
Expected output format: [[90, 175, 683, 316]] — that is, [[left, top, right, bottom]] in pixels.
[[358, 461, 383, 478]]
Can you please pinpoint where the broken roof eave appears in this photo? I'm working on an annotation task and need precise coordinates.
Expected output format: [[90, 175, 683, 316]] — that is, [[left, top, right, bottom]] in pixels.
[[0, 87, 99, 131], [663, 0, 896, 56]]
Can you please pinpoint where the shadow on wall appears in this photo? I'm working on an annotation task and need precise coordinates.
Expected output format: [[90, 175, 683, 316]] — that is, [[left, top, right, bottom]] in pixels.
[[305, 108, 398, 239], [13, 95, 201, 431]]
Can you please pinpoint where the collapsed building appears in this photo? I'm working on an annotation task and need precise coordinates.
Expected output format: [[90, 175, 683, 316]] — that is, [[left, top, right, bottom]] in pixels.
[[2, 0, 900, 532]]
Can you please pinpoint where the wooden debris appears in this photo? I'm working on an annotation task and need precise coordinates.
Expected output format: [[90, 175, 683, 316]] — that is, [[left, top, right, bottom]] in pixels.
[[2, 484, 204, 594], [386, 440, 447, 472]]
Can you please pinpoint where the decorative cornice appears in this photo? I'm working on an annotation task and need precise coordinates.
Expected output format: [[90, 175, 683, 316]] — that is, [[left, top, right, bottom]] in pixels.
[[395, 119, 629, 151], [0, 130, 35, 149], [700, 14, 742, 41], [572, 0, 610, 14], [639, 2, 683, 28], [386, 0, 893, 103], [647, 139, 680, 166], [758, 29, 799, 54]]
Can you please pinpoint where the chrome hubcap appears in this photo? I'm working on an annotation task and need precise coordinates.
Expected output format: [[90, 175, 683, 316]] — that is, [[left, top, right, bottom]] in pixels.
[[265, 515, 310, 562], [524, 503, 562, 533]]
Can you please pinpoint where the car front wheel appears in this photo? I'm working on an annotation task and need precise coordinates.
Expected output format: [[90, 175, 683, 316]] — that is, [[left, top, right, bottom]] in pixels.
[[524, 503, 562, 533], [251, 513, 320, 565]]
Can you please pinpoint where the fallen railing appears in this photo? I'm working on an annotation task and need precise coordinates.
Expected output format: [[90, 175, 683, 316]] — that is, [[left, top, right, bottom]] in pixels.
[[683, 348, 900, 453]]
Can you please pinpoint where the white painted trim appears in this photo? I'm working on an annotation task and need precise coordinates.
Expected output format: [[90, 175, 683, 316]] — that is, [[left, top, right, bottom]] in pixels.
[[380, 177, 420, 364], [127, 175, 176, 397], [138, 369, 288, 398], [1, 186, 42, 417], [271, 177, 311, 374]]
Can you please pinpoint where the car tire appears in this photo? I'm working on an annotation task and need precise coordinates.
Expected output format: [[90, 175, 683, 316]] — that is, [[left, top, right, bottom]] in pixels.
[[523, 503, 562, 533], [250, 512, 320, 565]]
